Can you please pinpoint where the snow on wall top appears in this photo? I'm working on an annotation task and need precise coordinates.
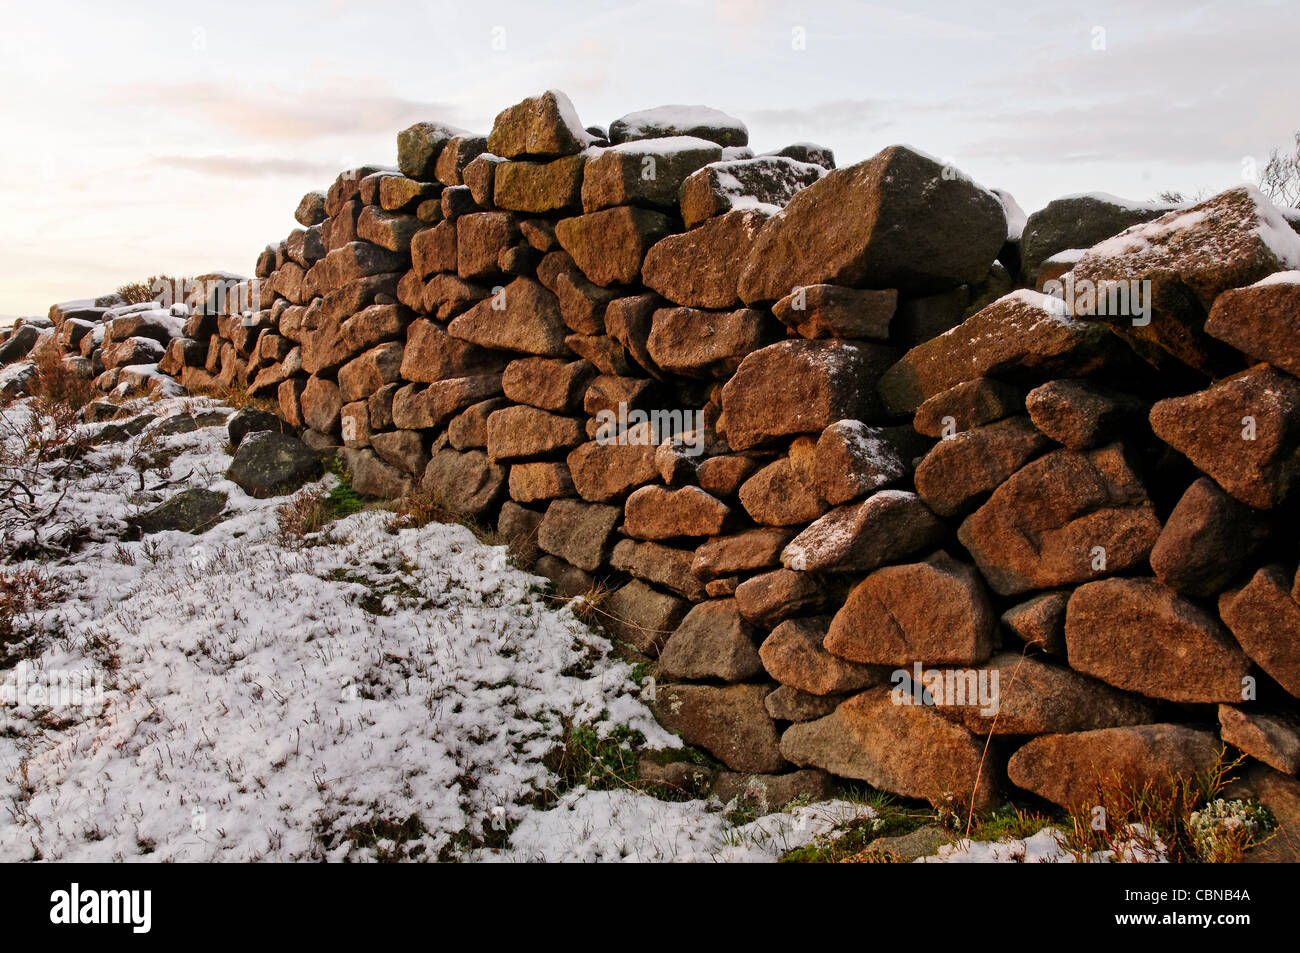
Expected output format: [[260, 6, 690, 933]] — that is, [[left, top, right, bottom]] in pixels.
[[609, 104, 748, 146]]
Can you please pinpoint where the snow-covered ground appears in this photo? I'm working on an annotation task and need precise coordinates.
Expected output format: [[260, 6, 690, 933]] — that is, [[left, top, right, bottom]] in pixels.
[[919, 825, 1166, 863], [0, 392, 1163, 863], [0, 393, 884, 862]]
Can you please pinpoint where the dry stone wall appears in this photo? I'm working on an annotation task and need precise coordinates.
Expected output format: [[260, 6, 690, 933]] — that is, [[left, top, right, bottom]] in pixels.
[[9, 88, 1300, 817]]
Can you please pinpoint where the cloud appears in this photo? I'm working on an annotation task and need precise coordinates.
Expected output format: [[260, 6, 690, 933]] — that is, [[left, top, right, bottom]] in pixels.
[[109, 81, 473, 143], [153, 154, 345, 179], [741, 98, 899, 141], [961, 89, 1296, 167]]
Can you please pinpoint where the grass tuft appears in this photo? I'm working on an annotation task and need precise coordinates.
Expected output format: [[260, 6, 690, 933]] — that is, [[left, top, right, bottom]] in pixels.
[[0, 567, 59, 654], [30, 346, 97, 412], [275, 459, 365, 546], [1058, 750, 1276, 862]]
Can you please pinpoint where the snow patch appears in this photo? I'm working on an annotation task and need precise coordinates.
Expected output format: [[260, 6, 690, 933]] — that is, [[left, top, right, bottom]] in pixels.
[[919, 825, 1168, 863], [598, 135, 722, 157], [1253, 269, 1300, 287], [474, 792, 874, 863], [992, 188, 1027, 241]]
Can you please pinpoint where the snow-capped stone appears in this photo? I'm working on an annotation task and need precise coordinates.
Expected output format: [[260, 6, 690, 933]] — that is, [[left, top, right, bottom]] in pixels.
[[294, 189, 328, 227], [878, 290, 1123, 416], [762, 142, 835, 169], [737, 145, 1006, 305], [813, 420, 918, 505], [1072, 186, 1300, 374], [488, 90, 595, 160], [781, 491, 945, 574], [1204, 271, 1300, 377], [608, 104, 748, 148], [398, 120, 470, 179], [679, 155, 826, 229], [1020, 192, 1176, 279], [582, 136, 722, 212]]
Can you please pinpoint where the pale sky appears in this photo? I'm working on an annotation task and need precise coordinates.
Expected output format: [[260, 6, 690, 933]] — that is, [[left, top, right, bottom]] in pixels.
[[2, 0, 1296, 317]]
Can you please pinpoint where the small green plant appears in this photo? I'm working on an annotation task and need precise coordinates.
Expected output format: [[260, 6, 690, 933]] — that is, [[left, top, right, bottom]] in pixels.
[[965, 803, 1056, 844], [541, 720, 645, 803], [320, 813, 429, 862], [324, 457, 364, 518]]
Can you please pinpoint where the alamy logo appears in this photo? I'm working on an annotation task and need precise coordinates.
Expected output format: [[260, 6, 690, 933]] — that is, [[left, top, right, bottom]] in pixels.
[[49, 883, 151, 934], [593, 401, 705, 456], [149, 276, 259, 318], [1041, 275, 1153, 326], [0, 661, 104, 711], [890, 662, 1000, 717]]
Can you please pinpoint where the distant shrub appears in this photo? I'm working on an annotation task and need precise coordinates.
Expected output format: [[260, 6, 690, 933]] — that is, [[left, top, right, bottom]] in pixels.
[[1261, 132, 1300, 208], [115, 275, 192, 306]]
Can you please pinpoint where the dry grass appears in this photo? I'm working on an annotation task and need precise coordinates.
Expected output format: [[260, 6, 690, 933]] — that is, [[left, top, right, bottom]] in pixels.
[[384, 486, 456, 531], [567, 580, 616, 630], [384, 486, 504, 547], [29, 346, 96, 411], [0, 395, 93, 562], [812, 749, 1277, 864], [115, 275, 192, 306], [1061, 750, 1274, 863], [0, 566, 60, 657], [214, 382, 279, 415], [275, 486, 336, 546], [275, 460, 366, 547]]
